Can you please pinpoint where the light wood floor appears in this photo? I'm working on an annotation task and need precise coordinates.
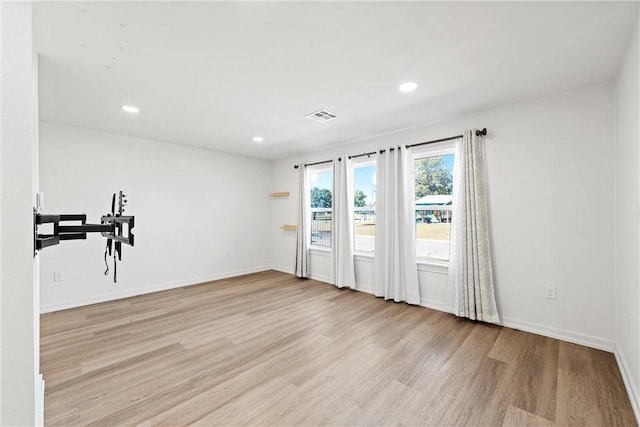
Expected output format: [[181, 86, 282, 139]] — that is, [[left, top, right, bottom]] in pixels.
[[41, 270, 637, 426]]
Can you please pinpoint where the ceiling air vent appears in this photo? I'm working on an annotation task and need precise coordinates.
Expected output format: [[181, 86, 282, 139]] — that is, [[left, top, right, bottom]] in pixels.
[[305, 109, 337, 123]]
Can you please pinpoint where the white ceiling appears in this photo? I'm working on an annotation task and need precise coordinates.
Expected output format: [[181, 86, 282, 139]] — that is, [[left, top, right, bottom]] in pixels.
[[34, 1, 639, 160]]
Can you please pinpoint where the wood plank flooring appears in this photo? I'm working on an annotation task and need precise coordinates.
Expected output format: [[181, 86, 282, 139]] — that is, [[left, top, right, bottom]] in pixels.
[[41, 270, 637, 426]]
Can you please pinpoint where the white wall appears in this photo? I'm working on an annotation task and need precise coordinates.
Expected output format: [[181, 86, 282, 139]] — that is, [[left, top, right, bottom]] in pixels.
[[271, 82, 616, 351], [39, 122, 271, 312], [614, 18, 640, 420], [0, 2, 40, 425]]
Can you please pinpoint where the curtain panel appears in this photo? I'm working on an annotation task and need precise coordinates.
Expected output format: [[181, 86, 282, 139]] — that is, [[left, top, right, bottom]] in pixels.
[[448, 130, 500, 323], [332, 157, 357, 288], [374, 146, 420, 304], [295, 164, 310, 278]]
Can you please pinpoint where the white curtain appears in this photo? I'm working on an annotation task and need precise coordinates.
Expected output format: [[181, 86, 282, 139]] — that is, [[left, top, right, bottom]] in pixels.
[[374, 147, 420, 304], [448, 130, 499, 323], [295, 164, 310, 278], [332, 157, 356, 288]]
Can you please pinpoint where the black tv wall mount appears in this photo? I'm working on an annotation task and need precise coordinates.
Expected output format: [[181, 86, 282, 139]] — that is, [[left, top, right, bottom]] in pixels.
[[34, 191, 135, 282]]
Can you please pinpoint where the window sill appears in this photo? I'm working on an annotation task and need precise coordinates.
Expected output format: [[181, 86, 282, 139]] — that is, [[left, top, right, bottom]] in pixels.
[[309, 248, 448, 274], [354, 252, 374, 263], [309, 247, 331, 257], [417, 259, 448, 274]]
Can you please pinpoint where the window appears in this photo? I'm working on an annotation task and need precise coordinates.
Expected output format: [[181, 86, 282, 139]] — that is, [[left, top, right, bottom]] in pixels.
[[413, 146, 455, 261], [308, 165, 333, 248], [353, 159, 376, 253]]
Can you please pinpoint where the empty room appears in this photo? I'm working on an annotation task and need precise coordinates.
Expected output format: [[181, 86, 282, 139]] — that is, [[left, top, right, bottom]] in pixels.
[[1, 1, 640, 426]]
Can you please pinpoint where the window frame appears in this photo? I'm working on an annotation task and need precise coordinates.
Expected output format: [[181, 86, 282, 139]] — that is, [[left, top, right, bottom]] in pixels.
[[306, 164, 334, 250], [412, 141, 455, 264], [351, 157, 377, 256]]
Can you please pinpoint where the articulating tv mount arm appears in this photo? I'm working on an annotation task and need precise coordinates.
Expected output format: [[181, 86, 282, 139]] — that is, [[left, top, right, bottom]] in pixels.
[[34, 191, 135, 283]]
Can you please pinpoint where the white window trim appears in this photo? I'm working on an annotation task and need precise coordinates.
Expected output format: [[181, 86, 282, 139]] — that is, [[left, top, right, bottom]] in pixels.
[[410, 140, 455, 159], [307, 164, 334, 250], [412, 141, 455, 264], [352, 157, 377, 256], [417, 258, 449, 273], [309, 246, 331, 256]]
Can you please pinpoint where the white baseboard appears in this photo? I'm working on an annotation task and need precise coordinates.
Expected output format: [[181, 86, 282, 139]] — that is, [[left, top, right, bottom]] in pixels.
[[36, 374, 44, 426], [310, 273, 332, 284], [344, 291, 613, 353], [419, 297, 450, 313], [615, 347, 640, 424], [502, 316, 615, 352], [271, 265, 294, 275], [270, 271, 614, 353], [41, 265, 616, 356], [40, 266, 271, 313], [271, 266, 349, 288], [271, 266, 331, 284], [39, 264, 636, 422], [355, 285, 375, 295]]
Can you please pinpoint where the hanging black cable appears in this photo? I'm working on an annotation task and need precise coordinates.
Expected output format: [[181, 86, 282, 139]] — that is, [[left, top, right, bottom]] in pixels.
[[103, 244, 110, 276]]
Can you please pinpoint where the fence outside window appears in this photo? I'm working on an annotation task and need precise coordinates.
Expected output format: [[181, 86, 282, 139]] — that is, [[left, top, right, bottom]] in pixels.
[[310, 208, 332, 247], [310, 205, 453, 260], [415, 205, 452, 224]]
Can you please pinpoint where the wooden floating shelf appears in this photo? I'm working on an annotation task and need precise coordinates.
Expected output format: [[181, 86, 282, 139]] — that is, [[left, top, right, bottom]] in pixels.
[[280, 224, 297, 231], [270, 192, 290, 198]]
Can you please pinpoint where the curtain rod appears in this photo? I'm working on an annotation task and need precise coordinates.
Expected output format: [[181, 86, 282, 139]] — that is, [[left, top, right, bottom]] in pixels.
[[294, 128, 487, 168], [350, 128, 487, 159], [348, 151, 377, 160], [350, 147, 399, 158], [293, 158, 341, 169], [406, 128, 487, 149]]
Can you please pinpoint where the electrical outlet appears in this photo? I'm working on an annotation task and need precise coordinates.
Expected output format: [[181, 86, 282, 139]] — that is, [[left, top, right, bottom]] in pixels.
[[544, 286, 556, 300], [54, 271, 65, 282]]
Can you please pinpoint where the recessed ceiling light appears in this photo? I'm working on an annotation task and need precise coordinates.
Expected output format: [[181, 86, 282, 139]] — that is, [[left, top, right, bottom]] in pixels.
[[121, 105, 139, 113], [252, 136, 264, 143], [398, 82, 418, 93]]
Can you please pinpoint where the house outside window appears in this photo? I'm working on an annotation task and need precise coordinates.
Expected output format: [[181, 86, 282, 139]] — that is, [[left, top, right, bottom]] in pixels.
[[353, 159, 376, 253], [413, 144, 455, 261]]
